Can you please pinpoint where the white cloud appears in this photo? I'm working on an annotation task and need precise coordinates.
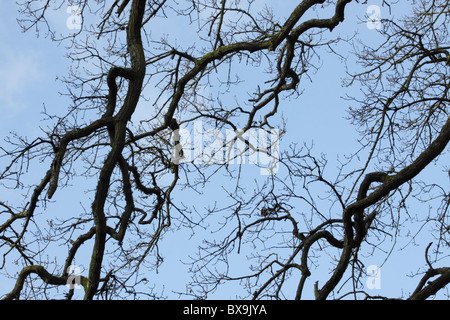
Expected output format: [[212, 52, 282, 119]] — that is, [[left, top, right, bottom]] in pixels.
[[0, 46, 45, 116]]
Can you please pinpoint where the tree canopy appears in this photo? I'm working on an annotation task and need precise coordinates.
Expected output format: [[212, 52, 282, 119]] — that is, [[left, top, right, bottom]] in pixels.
[[1, 0, 449, 300]]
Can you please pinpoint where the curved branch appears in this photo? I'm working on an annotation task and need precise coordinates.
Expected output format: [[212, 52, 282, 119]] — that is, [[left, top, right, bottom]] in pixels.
[[315, 115, 450, 300], [3, 265, 88, 300], [84, 0, 147, 300], [409, 267, 450, 300]]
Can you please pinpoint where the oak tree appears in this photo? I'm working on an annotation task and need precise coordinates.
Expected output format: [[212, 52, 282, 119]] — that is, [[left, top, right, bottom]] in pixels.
[[1, 0, 449, 300]]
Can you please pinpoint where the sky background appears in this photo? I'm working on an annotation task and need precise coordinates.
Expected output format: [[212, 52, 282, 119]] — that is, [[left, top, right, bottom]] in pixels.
[[0, 0, 448, 299]]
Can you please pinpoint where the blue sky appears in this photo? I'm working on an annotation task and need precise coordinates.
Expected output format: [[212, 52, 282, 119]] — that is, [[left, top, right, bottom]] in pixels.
[[0, 1, 448, 300]]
